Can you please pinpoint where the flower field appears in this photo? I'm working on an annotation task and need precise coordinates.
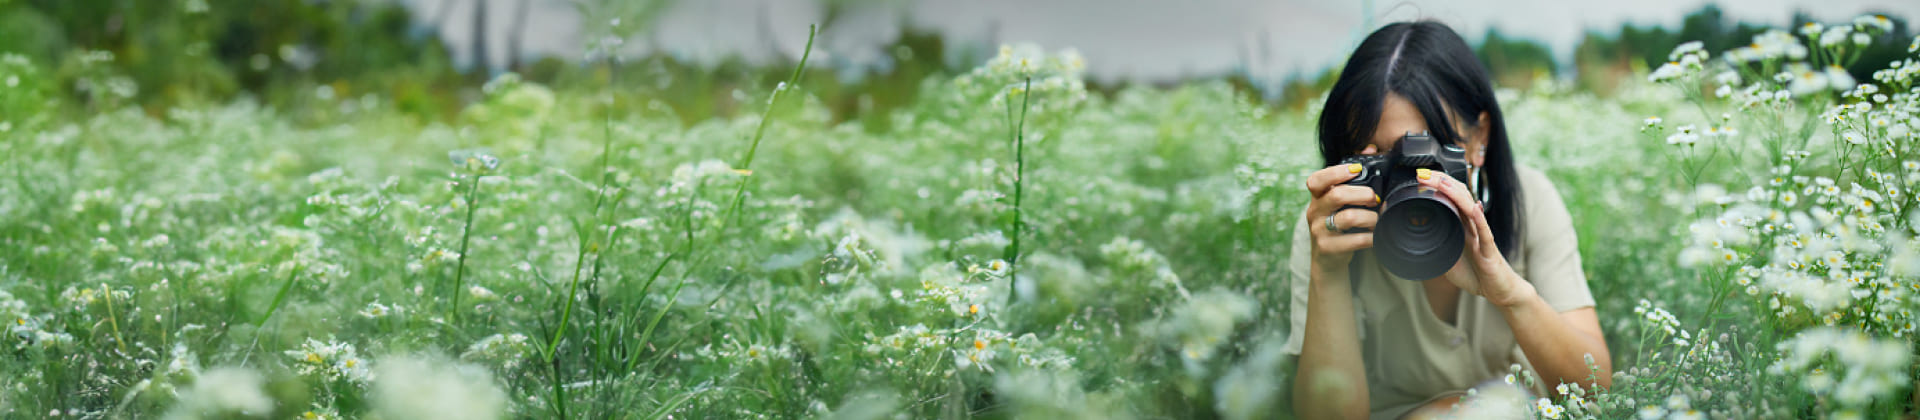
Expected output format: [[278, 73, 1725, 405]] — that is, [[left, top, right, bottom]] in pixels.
[[1, 16, 1919, 420]]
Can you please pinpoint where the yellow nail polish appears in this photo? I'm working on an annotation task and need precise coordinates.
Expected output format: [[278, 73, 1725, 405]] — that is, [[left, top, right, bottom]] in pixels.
[[1348, 163, 1363, 174], [1374, 194, 1382, 204], [1417, 168, 1432, 180]]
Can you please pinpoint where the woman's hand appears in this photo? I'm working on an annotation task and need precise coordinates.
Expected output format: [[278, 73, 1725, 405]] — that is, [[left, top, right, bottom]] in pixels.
[[1416, 168, 1533, 307], [1304, 162, 1382, 272]]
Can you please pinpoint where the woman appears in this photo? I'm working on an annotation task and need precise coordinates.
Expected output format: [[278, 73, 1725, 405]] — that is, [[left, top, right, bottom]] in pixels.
[[1285, 21, 1612, 419]]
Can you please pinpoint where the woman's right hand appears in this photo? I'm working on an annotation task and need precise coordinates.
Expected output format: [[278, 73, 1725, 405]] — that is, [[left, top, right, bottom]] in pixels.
[[1305, 162, 1381, 272]]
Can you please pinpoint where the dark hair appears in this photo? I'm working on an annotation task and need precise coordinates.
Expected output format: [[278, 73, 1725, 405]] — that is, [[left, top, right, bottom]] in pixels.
[[1316, 20, 1524, 258]]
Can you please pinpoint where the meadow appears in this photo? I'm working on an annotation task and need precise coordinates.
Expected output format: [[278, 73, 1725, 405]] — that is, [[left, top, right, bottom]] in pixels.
[[0, 16, 1917, 420]]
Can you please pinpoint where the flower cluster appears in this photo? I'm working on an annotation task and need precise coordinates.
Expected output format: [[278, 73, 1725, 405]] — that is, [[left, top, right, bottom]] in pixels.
[[915, 263, 997, 319], [1648, 41, 1710, 83], [286, 337, 372, 383], [462, 333, 532, 369], [1145, 288, 1256, 377], [1099, 236, 1190, 297], [692, 339, 794, 365], [1769, 327, 1910, 412], [2, 289, 73, 350], [861, 323, 1073, 374]]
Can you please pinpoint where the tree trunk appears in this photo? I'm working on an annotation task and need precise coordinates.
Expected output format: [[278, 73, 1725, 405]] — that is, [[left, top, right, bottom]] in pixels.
[[508, 0, 530, 72], [471, 0, 490, 75]]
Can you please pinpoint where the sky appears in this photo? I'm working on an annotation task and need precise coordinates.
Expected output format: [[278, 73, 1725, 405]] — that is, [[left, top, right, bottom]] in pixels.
[[406, 0, 1920, 83]]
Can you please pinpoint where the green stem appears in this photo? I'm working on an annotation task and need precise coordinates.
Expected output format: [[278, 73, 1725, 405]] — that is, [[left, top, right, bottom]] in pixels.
[[721, 24, 816, 231], [1006, 77, 1032, 284], [101, 283, 126, 354], [450, 174, 482, 323], [548, 53, 626, 364]]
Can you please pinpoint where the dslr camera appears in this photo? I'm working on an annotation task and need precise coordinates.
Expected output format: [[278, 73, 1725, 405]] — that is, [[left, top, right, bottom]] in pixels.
[[1337, 131, 1474, 280]]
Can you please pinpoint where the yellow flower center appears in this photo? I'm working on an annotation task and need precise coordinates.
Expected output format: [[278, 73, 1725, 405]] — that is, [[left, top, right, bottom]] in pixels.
[[307, 353, 322, 363], [974, 340, 985, 350]]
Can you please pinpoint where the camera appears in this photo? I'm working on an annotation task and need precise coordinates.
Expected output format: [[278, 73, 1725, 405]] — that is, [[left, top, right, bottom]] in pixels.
[[1338, 131, 1474, 280]]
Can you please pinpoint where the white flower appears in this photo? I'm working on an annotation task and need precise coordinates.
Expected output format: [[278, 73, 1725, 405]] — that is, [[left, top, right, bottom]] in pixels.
[[371, 356, 509, 420], [467, 285, 497, 301], [360, 302, 392, 318], [1535, 397, 1563, 419], [1668, 41, 1705, 60], [1826, 65, 1857, 91], [1637, 405, 1666, 420], [1801, 22, 1826, 37], [1821, 26, 1855, 47], [165, 367, 275, 418], [1855, 15, 1894, 32], [286, 337, 372, 382], [1666, 393, 1691, 410], [1649, 62, 1686, 82], [1752, 30, 1810, 61], [1714, 71, 1740, 85], [1790, 67, 1829, 96], [1667, 125, 1700, 146], [1842, 131, 1866, 145]]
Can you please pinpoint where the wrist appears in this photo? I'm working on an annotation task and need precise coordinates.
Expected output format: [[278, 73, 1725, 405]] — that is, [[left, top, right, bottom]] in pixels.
[[1489, 270, 1537, 308], [1310, 260, 1352, 287]]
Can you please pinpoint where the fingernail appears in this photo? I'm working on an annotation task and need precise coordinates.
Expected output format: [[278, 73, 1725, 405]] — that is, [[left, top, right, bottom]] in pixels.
[[1374, 194, 1382, 204], [1417, 168, 1432, 180], [1348, 164, 1363, 174]]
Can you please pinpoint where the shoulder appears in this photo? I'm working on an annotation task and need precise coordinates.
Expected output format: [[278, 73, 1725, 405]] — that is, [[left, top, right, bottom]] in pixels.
[[1512, 164, 1569, 221], [1513, 164, 1559, 202]]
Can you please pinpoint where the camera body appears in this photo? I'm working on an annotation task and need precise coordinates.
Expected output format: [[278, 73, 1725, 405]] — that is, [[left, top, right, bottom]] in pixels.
[[1337, 131, 1474, 280]]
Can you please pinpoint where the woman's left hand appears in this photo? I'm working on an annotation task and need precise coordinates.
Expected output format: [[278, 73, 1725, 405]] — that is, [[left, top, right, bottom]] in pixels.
[[1416, 168, 1532, 307]]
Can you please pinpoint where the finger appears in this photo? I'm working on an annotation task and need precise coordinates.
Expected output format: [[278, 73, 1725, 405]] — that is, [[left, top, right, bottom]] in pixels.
[[1316, 231, 1375, 254], [1333, 207, 1380, 232], [1306, 163, 1366, 198], [1311, 185, 1380, 223], [1418, 168, 1501, 259]]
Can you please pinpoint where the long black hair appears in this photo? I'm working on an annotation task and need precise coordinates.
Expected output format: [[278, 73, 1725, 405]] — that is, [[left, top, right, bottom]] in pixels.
[[1316, 20, 1524, 258]]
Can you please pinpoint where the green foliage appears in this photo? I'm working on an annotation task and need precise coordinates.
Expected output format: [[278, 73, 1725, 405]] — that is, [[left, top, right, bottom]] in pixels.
[[2, 11, 1920, 420]]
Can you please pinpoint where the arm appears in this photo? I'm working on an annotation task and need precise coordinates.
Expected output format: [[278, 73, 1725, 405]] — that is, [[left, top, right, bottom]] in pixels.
[[1492, 281, 1612, 391], [1290, 163, 1385, 419], [1292, 263, 1370, 419], [1415, 167, 1612, 394]]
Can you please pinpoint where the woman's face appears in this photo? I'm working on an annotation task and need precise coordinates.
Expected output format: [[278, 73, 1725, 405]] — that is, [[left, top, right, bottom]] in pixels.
[[1359, 93, 1488, 167]]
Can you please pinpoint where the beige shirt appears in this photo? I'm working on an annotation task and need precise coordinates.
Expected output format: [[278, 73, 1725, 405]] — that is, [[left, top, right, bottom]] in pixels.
[[1283, 165, 1595, 420]]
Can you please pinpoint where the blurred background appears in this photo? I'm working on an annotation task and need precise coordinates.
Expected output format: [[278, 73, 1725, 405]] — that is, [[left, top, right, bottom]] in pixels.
[[2, 0, 1916, 122]]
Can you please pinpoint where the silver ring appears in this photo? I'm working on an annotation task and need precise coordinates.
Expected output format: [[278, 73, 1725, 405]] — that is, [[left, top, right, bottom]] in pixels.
[[1324, 213, 1343, 234]]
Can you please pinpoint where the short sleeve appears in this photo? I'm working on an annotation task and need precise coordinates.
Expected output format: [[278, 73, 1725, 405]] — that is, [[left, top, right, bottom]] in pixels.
[[1518, 167, 1596, 312], [1283, 209, 1314, 355]]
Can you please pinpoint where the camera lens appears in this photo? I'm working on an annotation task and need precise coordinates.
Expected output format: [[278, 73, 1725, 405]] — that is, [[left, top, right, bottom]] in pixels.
[[1375, 183, 1466, 280]]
